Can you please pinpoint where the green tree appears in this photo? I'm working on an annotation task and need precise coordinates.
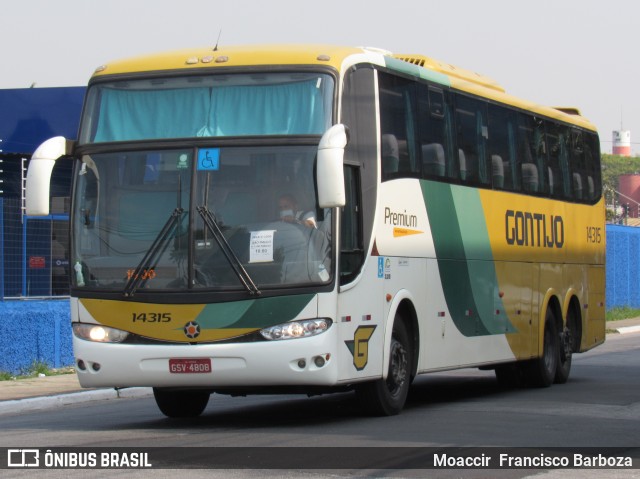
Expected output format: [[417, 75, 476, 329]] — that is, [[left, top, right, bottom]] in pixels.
[[601, 153, 640, 193], [602, 153, 640, 222]]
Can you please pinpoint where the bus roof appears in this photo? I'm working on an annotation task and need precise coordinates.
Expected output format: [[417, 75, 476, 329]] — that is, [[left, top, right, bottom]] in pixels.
[[91, 44, 597, 132], [91, 44, 364, 77]]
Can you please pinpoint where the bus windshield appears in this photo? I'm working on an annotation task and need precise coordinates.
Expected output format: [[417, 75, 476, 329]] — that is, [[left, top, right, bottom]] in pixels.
[[79, 72, 334, 143], [71, 145, 333, 293]]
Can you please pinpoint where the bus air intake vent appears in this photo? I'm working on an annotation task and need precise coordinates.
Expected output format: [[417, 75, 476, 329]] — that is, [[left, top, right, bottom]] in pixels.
[[397, 56, 426, 67]]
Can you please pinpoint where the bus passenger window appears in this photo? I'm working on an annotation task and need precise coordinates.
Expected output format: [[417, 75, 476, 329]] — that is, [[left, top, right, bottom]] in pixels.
[[454, 95, 489, 185], [417, 84, 452, 180], [546, 122, 571, 199], [517, 114, 546, 195], [487, 105, 518, 191], [340, 165, 364, 285], [569, 129, 590, 202], [583, 132, 602, 201], [378, 72, 418, 180]]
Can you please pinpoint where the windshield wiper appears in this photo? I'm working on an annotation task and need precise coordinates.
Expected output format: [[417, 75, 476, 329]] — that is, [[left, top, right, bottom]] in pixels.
[[123, 206, 186, 297], [124, 174, 186, 297], [196, 205, 261, 296]]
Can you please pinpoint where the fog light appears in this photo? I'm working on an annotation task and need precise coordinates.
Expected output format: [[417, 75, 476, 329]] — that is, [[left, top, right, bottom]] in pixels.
[[77, 360, 86, 371], [297, 359, 306, 369], [314, 356, 325, 368], [92, 362, 101, 372]]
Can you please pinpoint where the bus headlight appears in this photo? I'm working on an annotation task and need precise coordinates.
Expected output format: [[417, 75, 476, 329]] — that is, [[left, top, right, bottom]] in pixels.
[[72, 323, 129, 343], [260, 318, 332, 341]]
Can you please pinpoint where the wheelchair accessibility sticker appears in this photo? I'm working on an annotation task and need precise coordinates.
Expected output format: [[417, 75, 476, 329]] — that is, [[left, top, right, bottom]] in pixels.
[[197, 148, 220, 171], [377, 256, 391, 279]]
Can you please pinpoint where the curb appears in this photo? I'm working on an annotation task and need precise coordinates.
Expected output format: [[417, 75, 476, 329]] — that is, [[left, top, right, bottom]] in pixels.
[[0, 387, 152, 416], [614, 325, 640, 335]]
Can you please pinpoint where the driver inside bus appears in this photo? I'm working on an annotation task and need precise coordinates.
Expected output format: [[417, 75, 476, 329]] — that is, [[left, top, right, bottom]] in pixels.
[[277, 193, 317, 228]]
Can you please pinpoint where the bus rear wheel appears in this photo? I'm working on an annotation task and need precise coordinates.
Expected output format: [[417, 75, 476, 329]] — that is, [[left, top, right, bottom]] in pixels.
[[153, 388, 210, 418], [526, 309, 559, 388], [555, 304, 578, 384], [555, 323, 573, 384], [356, 319, 412, 416]]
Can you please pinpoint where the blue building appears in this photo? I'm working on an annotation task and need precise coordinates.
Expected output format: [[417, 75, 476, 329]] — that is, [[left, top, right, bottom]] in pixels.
[[0, 87, 85, 297]]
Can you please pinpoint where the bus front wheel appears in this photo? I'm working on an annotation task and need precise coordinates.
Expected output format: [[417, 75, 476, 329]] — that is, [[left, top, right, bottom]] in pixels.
[[356, 319, 412, 416], [153, 388, 210, 418]]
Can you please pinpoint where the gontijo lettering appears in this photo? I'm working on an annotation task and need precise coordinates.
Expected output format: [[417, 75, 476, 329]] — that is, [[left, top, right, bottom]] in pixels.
[[505, 210, 564, 248]]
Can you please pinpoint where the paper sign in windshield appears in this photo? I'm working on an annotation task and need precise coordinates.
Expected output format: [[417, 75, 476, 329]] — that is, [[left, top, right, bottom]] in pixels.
[[249, 230, 275, 263]]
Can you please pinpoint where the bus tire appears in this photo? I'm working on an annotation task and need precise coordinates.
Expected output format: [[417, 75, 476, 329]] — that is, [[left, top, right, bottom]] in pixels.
[[554, 327, 573, 384], [355, 319, 411, 416], [153, 388, 210, 418], [526, 309, 559, 388]]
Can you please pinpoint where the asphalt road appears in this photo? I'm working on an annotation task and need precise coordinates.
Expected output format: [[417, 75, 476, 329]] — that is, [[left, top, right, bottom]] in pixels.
[[1, 332, 639, 478]]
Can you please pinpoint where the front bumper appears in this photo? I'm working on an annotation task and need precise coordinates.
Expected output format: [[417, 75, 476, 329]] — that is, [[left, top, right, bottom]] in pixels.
[[73, 326, 339, 389]]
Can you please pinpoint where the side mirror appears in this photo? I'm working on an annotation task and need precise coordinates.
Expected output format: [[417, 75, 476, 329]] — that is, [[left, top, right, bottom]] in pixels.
[[26, 136, 74, 216], [317, 124, 348, 208]]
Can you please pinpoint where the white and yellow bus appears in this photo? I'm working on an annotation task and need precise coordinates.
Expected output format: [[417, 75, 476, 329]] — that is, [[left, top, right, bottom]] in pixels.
[[26, 45, 605, 417]]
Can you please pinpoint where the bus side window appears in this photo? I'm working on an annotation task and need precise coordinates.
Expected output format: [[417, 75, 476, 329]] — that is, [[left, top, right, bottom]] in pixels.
[[417, 84, 452, 180], [546, 122, 571, 200], [342, 65, 376, 281], [583, 132, 602, 202], [340, 165, 364, 285], [378, 71, 418, 180], [453, 94, 489, 186], [487, 105, 518, 191], [570, 129, 587, 201], [517, 113, 546, 195]]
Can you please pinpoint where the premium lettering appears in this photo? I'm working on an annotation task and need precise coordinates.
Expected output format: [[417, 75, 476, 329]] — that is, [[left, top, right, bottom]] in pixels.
[[385, 207, 418, 227]]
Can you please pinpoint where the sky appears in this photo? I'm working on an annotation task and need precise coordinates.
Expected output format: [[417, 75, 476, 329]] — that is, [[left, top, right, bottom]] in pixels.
[[0, 0, 637, 154]]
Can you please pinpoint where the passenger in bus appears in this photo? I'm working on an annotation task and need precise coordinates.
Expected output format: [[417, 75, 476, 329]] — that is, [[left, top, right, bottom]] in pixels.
[[277, 194, 317, 228]]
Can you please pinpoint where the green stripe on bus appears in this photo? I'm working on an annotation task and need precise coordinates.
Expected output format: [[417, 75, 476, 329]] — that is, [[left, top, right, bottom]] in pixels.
[[194, 294, 315, 330], [452, 186, 517, 334], [421, 181, 515, 336], [383, 57, 450, 86]]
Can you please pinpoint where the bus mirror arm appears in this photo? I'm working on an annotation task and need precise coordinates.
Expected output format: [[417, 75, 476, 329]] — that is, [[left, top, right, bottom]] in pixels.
[[26, 136, 75, 216], [317, 124, 348, 208]]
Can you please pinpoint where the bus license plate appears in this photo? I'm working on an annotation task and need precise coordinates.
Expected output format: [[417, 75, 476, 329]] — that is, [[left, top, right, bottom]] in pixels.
[[169, 358, 212, 374]]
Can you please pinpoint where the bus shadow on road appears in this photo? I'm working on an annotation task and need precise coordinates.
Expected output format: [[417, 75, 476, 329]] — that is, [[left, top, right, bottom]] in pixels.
[[405, 370, 513, 409], [141, 371, 515, 429]]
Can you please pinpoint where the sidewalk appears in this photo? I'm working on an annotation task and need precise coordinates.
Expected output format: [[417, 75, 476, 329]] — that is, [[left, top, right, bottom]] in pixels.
[[0, 319, 638, 412]]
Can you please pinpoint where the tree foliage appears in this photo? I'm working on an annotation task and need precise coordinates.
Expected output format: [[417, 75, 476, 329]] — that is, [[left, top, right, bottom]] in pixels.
[[601, 153, 640, 193]]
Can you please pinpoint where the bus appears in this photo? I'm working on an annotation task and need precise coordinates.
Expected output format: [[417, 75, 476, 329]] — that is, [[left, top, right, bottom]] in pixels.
[[26, 45, 605, 417]]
